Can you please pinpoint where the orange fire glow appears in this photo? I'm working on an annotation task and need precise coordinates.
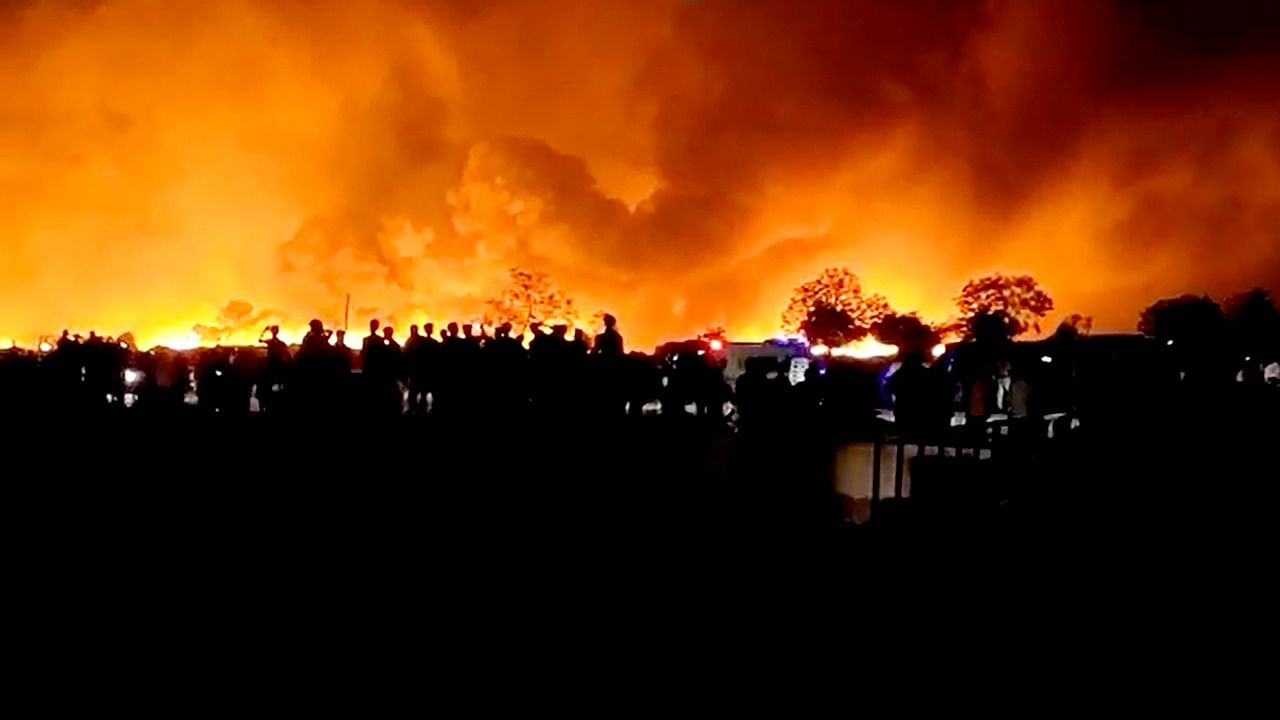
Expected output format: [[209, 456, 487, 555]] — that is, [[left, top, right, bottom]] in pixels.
[[3, 1, 1279, 351], [830, 338, 899, 360]]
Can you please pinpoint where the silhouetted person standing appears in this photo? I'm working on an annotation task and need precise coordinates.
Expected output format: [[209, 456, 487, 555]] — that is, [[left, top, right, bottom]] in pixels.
[[485, 322, 526, 420], [455, 323, 483, 418], [296, 319, 331, 413], [381, 326, 403, 416], [360, 319, 385, 415], [334, 329, 352, 368], [80, 331, 111, 411], [593, 314, 626, 417], [594, 314, 624, 357], [542, 324, 573, 417], [259, 325, 290, 414], [888, 351, 933, 436], [361, 319, 382, 374], [332, 328, 353, 412], [300, 319, 329, 356], [435, 322, 464, 418], [420, 323, 440, 414], [405, 324, 427, 414], [47, 330, 82, 410]]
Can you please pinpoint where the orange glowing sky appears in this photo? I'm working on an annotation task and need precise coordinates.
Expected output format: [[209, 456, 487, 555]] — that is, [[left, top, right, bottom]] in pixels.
[[2, 0, 1279, 349]]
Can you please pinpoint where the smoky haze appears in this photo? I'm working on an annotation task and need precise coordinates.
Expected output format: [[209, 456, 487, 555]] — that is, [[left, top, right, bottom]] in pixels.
[[2, 0, 1279, 348]]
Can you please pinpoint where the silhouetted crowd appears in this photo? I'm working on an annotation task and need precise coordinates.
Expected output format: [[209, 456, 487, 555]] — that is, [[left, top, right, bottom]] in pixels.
[[1, 314, 726, 425], [2, 312, 1276, 441]]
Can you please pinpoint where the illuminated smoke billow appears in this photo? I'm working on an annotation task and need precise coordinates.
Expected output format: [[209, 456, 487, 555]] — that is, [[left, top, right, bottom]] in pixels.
[[2, 0, 1278, 349]]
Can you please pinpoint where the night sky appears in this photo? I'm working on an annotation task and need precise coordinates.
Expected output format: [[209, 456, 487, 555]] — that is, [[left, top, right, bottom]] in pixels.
[[2, 0, 1278, 347]]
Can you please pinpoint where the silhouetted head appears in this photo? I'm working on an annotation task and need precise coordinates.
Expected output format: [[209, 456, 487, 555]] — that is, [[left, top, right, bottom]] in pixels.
[[309, 319, 323, 334], [447, 322, 459, 337], [553, 324, 569, 339], [463, 323, 475, 339], [424, 323, 434, 337], [410, 324, 420, 338], [497, 322, 512, 338], [88, 331, 98, 341], [530, 322, 542, 335], [574, 328, 586, 342], [269, 325, 280, 338], [369, 318, 380, 334], [61, 329, 69, 339], [382, 326, 395, 340], [603, 313, 617, 329], [335, 329, 346, 345]]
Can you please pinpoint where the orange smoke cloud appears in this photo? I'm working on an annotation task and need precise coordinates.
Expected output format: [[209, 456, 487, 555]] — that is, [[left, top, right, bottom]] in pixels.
[[2, 0, 1279, 349]]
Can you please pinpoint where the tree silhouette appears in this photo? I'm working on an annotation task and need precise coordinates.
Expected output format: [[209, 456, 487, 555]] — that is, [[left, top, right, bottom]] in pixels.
[[872, 313, 939, 358], [487, 267, 577, 331], [782, 267, 891, 346], [800, 303, 862, 347], [1053, 313, 1093, 341], [954, 274, 1054, 337], [1138, 294, 1226, 346], [1222, 288, 1280, 360], [969, 310, 1016, 346], [1140, 294, 1232, 383]]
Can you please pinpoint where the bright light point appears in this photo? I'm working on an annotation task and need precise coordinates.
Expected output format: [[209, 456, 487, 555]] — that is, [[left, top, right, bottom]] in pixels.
[[1166, 339, 1175, 346], [39, 341, 53, 353], [709, 339, 724, 352], [124, 369, 142, 384], [214, 370, 223, 377], [1040, 355, 1053, 363], [931, 343, 946, 359], [811, 344, 830, 356], [697, 349, 706, 356], [119, 342, 128, 349]]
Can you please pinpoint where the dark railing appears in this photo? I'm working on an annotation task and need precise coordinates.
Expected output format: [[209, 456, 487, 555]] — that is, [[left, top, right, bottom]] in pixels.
[[856, 414, 1076, 521]]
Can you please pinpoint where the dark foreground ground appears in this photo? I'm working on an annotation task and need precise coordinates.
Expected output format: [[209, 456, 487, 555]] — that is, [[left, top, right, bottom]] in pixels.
[[5, 406, 1277, 713]]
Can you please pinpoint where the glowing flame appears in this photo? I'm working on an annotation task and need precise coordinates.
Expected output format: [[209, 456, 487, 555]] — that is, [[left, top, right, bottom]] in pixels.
[[931, 343, 947, 359], [150, 332, 202, 351], [829, 338, 899, 359]]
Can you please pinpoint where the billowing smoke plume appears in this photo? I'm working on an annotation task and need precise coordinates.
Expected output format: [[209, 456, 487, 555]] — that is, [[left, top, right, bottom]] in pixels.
[[2, 0, 1279, 348]]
